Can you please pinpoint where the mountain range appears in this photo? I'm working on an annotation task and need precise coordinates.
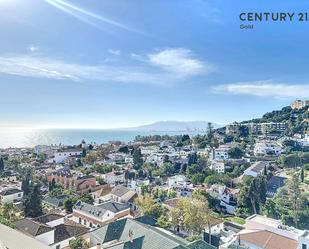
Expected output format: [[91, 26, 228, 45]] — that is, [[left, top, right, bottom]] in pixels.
[[125, 121, 222, 132]]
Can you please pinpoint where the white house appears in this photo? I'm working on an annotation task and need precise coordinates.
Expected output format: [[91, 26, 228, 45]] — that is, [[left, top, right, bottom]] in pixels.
[[298, 134, 309, 147], [236, 215, 309, 249], [243, 161, 268, 177], [209, 160, 225, 173], [213, 148, 229, 160], [102, 172, 125, 186], [14, 214, 89, 249], [128, 179, 150, 194], [220, 187, 239, 214], [72, 201, 130, 229], [34, 145, 59, 155], [140, 146, 158, 155], [0, 171, 17, 182], [167, 175, 188, 188], [52, 148, 83, 163], [254, 142, 282, 156], [0, 188, 23, 204]]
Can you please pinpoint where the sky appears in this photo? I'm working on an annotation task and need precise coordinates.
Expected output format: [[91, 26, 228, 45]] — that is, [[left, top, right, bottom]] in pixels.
[[0, 0, 309, 129]]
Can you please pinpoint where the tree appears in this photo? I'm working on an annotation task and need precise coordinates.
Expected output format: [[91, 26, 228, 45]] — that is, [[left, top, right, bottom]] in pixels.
[[81, 149, 86, 157], [163, 155, 170, 163], [24, 185, 43, 217], [207, 122, 213, 137], [192, 189, 220, 210], [228, 147, 244, 159], [169, 197, 211, 237], [204, 174, 232, 186], [262, 199, 279, 219], [69, 236, 87, 249], [0, 215, 16, 228], [236, 175, 266, 216], [188, 153, 198, 166], [274, 174, 305, 228], [248, 175, 267, 214], [1, 203, 17, 221], [0, 157, 4, 172], [49, 183, 63, 197], [182, 134, 190, 143], [300, 168, 305, 182], [136, 195, 166, 219], [133, 148, 143, 170], [21, 172, 32, 196], [279, 154, 302, 168], [49, 178, 56, 191], [161, 162, 174, 176], [167, 189, 177, 199], [80, 193, 94, 205], [64, 197, 78, 213], [119, 146, 129, 154], [156, 215, 171, 228], [238, 126, 249, 137]]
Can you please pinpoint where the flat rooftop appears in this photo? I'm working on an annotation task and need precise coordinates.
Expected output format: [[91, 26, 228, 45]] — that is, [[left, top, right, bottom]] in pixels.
[[247, 214, 281, 228]]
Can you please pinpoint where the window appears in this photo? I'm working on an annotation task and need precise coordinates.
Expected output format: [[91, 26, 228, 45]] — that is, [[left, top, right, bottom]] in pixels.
[[78, 217, 81, 224], [90, 222, 92, 228], [302, 244, 307, 249], [84, 219, 87, 225], [56, 245, 60, 249]]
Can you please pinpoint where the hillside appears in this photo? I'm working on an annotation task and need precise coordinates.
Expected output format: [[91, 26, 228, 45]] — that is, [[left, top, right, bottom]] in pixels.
[[242, 106, 309, 134]]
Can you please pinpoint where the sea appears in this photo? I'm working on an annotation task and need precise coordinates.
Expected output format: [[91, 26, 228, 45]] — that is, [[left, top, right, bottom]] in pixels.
[[0, 128, 200, 149]]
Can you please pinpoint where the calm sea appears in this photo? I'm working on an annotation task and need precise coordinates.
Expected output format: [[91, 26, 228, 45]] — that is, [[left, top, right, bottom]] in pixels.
[[0, 128, 196, 148]]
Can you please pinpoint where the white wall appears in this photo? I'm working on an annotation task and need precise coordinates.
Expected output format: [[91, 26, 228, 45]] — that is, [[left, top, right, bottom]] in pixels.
[[0, 192, 23, 204], [35, 230, 54, 245], [51, 237, 72, 249], [54, 151, 82, 163]]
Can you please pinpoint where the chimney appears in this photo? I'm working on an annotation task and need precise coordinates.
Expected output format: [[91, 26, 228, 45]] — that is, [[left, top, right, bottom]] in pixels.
[[96, 243, 101, 249]]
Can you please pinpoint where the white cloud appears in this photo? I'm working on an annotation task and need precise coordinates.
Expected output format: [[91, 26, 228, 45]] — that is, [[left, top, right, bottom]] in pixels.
[[0, 55, 161, 84], [148, 48, 213, 78], [130, 53, 144, 61], [0, 49, 212, 85], [108, 49, 120, 56], [28, 45, 39, 52], [212, 80, 309, 98]]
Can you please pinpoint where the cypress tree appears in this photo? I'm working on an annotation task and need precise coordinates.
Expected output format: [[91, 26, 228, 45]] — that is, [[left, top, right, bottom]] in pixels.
[[0, 157, 4, 172], [300, 168, 305, 183], [24, 185, 43, 217]]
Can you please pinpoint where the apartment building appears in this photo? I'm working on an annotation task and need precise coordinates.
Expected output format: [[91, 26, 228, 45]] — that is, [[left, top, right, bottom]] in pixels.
[[226, 122, 287, 136], [47, 169, 99, 194], [291, 99, 309, 110]]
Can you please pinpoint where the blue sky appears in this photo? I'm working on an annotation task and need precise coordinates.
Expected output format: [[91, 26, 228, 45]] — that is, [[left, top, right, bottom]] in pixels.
[[0, 0, 308, 128]]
